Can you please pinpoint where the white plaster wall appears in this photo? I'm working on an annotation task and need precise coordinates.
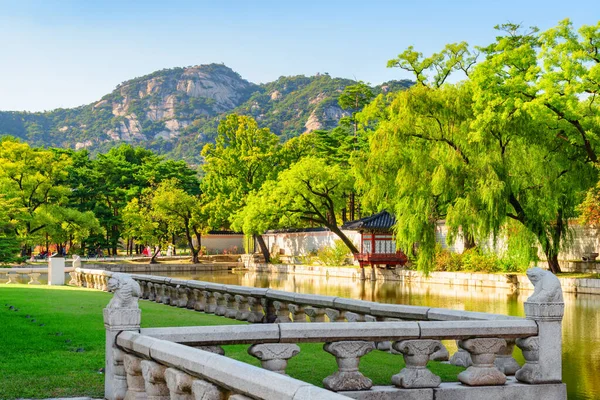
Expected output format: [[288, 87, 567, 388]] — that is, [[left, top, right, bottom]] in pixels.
[[262, 230, 361, 256], [200, 234, 244, 253]]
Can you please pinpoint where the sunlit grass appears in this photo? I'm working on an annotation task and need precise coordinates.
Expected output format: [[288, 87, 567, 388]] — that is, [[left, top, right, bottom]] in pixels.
[[0, 285, 463, 399]]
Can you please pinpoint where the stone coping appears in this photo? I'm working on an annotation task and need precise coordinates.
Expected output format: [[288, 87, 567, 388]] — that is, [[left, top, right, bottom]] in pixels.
[[116, 332, 349, 400], [75, 268, 526, 322], [136, 319, 538, 345]]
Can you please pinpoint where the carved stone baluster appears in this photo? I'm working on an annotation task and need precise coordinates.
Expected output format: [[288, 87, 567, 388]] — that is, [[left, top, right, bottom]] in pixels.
[[450, 341, 473, 367], [494, 338, 520, 375], [289, 304, 307, 323], [191, 379, 227, 400], [457, 338, 507, 386], [391, 340, 442, 388], [85, 274, 94, 288], [248, 343, 300, 375], [153, 284, 162, 303], [515, 336, 540, 383], [186, 288, 196, 309], [214, 293, 227, 316], [262, 298, 277, 323], [138, 281, 147, 299], [305, 307, 326, 322], [146, 283, 155, 301], [273, 301, 291, 323], [224, 294, 238, 318], [123, 353, 146, 400], [141, 360, 169, 400], [323, 341, 375, 391], [101, 275, 109, 291], [161, 284, 170, 305], [204, 291, 217, 314], [247, 297, 264, 323], [325, 308, 347, 322], [169, 286, 179, 306], [27, 273, 41, 285], [177, 286, 188, 308], [68, 271, 78, 286], [192, 289, 205, 311], [345, 312, 366, 322], [165, 368, 194, 400], [235, 295, 250, 321]]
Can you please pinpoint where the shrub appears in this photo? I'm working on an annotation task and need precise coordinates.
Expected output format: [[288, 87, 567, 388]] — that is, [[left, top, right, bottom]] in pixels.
[[316, 240, 351, 266]]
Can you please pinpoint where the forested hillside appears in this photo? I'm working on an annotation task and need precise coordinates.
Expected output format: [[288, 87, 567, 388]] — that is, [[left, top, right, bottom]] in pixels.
[[0, 64, 412, 162]]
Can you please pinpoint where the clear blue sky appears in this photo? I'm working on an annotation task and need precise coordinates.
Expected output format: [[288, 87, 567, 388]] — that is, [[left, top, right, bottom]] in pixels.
[[1, 0, 598, 111]]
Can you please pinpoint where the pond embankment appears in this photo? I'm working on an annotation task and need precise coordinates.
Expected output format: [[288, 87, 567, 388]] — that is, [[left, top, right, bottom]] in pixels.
[[245, 262, 600, 295]]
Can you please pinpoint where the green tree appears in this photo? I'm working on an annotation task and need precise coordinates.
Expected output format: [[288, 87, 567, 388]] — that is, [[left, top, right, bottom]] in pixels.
[[0, 138, 72, 255], [201, 114, 280, 261], [151, 179, 205, 263], [233, 157, 359, 254]]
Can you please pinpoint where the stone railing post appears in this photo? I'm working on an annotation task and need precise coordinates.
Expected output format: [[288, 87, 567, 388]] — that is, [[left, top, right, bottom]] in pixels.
[[391, 340, 442, 388], [323, 341, 375, 391], [104, 273, 142, 400], [248, 343, 300, 375], [494, 339, 520, 375], [516, 267, 565, 383]]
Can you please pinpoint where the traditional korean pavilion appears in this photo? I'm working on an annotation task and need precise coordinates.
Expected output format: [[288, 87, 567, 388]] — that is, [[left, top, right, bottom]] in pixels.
[[342, 211, 408, 268]]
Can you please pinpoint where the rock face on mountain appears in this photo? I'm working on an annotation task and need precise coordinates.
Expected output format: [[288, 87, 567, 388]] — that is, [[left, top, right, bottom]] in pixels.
[[0, 64, 412, 162]]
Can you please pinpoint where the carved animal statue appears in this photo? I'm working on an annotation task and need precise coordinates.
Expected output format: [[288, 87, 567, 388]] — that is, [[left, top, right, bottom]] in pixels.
[[72, 255, 81, 269], [526, 267, 563, 303], [107, 273, 141, 309]]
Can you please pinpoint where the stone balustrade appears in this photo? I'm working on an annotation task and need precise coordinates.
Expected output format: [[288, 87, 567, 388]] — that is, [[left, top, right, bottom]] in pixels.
[[92, 267, 566, 399], [0, 266, 75, 285]]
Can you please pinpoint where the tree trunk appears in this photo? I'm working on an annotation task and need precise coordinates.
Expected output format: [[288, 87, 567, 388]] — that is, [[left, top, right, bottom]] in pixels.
[[150, 245, 161, 264], [255, 234, 270, 263], [547, 253, 562, 274], [463, 231, 476, 250], [328, 225, 359, 254]]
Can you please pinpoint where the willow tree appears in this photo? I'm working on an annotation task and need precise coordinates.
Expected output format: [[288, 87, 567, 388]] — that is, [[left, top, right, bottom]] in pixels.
[[357, 20, 599, 273], [201, 114, 281, 261], [469, 20, 600, 272]]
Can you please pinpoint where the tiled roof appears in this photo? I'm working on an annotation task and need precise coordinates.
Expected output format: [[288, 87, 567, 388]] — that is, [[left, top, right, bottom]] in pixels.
[[342, 211, 396, 231]]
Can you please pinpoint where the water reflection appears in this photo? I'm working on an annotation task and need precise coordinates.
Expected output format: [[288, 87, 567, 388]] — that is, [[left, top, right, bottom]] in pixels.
[[162, 270, 599, 400]]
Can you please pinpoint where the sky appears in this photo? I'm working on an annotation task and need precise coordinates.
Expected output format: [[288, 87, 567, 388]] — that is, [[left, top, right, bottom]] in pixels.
[[1, 0, 599, 112]]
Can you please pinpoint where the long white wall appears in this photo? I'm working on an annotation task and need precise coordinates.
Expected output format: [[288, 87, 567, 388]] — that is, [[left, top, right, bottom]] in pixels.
[[262, 229, 361, 256]]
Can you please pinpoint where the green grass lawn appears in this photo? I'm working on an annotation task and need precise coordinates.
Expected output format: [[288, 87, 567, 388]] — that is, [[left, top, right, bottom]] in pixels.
[[0, 285, 463, 399]]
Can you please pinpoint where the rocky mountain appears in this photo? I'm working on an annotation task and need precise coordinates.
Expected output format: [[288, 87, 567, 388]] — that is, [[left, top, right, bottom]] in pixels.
[[0, 63, 413, 162]]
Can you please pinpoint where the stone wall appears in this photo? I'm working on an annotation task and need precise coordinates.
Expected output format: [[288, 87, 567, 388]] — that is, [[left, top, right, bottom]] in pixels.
[[245, 262, 600, 295]]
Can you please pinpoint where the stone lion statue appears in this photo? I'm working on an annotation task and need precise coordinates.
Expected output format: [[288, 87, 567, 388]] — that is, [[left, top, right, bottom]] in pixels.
[[107, 273, 141, 309], [526, 267, 563, 303]]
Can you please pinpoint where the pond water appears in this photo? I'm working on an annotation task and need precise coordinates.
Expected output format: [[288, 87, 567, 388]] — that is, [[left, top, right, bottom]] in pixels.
[[159, 270, 599, 400]]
